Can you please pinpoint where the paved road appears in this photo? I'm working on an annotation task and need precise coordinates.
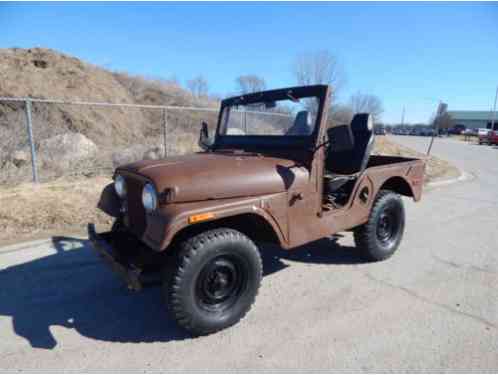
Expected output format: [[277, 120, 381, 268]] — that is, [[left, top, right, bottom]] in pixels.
[[1, 136, 497, 371]]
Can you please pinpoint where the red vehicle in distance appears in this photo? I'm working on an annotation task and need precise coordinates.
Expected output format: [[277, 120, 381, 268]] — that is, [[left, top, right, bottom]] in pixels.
[[487, 129, 498, 145], [479, 123, 498, 145]]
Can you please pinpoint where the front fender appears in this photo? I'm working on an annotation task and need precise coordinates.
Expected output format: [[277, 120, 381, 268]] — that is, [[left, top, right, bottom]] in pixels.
[[142, 193, 289, 251]]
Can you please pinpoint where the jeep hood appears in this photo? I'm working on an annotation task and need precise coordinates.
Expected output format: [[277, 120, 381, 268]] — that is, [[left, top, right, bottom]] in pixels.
[[117, 152, 309, 203]]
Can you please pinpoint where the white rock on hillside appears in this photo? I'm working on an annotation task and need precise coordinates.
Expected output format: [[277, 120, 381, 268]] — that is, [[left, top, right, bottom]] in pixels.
[[111, 145, 148, 167], [39, 132, 98, 169], [11, 149, 30, 167], [112, 144, 165, 167]]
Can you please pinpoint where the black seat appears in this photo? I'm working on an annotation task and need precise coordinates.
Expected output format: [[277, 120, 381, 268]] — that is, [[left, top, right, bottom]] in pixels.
[[325, 113, 375, 193], [286, 111, 312, 135]]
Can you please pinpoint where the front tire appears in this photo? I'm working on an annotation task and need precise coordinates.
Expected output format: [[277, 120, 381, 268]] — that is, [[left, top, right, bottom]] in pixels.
[[354, 190, 405, 261], [166, 228, 262, 336]]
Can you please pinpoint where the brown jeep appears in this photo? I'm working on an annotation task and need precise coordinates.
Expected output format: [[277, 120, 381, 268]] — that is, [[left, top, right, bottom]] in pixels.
[[88, 85, 425, 335]]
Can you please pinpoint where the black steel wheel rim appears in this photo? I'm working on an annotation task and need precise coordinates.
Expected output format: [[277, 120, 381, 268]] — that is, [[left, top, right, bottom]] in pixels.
[[376, 206, 400, 247], [195, 255, 248, 312]]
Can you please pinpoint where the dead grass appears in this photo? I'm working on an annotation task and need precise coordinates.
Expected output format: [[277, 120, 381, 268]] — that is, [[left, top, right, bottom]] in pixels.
[[0, 176, 112, 243]]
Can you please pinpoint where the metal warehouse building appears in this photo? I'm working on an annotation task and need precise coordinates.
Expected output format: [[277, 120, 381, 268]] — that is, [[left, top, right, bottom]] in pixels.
[[447, 111, 496, 130]]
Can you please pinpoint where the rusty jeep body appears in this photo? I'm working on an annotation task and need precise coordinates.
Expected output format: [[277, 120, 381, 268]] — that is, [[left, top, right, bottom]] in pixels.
[[88, 85, 425, 335]]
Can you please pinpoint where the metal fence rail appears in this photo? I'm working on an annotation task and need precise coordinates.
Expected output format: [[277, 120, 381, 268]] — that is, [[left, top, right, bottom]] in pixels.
[[0, 96, 220, 111]]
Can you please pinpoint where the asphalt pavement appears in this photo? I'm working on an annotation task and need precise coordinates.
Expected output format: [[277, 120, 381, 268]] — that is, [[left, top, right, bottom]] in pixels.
[[0, 136, 496, 371]]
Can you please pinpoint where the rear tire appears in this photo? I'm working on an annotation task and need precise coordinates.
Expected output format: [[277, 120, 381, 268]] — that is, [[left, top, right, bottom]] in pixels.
[[354, 190, 405, 261], [165, 228, 262, 336]]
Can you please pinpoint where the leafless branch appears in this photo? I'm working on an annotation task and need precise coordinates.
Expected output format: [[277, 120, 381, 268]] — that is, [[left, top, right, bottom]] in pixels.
[[349, 92, 384, 122], [235, 75, 266, 94], [293, 50, 345, 99]]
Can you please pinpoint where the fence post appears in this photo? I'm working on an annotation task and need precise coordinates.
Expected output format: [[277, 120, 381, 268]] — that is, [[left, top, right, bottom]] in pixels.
[[24, 99, 39, 183], [243, 110, 248, 133], [162, 108, 168, 158]]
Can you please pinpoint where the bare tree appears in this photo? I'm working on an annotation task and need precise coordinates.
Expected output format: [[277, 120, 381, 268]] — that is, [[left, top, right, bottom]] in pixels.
[[293, 50, 345, 99], [349, 92, 384, 122], [235, 75, 266, 94], [328, 104, 354, 127], [186, 75, 209, 98]]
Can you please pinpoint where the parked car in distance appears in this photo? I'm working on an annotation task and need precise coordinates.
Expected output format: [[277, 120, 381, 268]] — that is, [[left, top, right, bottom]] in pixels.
[[419, 128, 435, 137], [448, 124, 466, 135], [409, 128, 420, 136], [463, 128, 477, 136], [478, 128, 490, 145], [398, 129, 406, 135], [487, 129, 498, 145], [374, 126, 386, 135], [438, 129, 448, 136]]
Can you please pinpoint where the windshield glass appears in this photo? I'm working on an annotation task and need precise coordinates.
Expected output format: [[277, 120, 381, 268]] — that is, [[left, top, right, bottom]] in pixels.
[[219, 96, 319, 137]]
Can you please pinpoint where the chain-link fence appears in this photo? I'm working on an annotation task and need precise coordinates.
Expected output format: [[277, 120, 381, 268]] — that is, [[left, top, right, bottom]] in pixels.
[[0, 97, 220, 186]]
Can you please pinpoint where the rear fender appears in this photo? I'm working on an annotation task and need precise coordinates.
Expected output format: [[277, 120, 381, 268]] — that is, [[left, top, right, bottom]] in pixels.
[[380, 174, 422, 201]]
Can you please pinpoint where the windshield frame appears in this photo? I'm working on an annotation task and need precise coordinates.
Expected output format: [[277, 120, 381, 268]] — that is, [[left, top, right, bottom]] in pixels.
[[212, 85, 329, 151]]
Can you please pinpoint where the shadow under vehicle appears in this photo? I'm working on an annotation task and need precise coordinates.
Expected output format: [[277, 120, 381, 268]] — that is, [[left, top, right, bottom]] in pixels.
[[0, 234, 364, 349], [89, 85, 426, 336]]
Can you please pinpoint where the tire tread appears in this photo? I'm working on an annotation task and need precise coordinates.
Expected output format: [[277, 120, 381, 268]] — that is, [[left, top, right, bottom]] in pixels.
[[354, 189, 404, 261], [166, 228, 262, 335]]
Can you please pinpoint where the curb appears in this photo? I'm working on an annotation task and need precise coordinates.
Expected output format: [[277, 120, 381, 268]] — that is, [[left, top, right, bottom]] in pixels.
[[426, 169, 474, 188], [0, 238, 52, 254]]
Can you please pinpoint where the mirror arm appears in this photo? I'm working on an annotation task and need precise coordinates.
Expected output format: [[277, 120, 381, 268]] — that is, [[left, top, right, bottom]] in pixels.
[[309, 138, 330, 155], [199, 121, 214, 151]]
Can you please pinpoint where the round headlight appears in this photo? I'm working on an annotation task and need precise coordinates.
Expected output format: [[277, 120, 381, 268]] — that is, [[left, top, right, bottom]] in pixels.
[[114, 175, 127, 198], [142, 183, 157, 212]]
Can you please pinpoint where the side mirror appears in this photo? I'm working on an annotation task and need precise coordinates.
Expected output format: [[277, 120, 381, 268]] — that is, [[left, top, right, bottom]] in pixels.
[[198, 121, 214, 151]]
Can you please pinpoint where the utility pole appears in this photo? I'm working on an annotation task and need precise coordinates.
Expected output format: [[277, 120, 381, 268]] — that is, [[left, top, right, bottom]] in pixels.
[[491, 85, 498, 131], [401, 106, 405, 126]]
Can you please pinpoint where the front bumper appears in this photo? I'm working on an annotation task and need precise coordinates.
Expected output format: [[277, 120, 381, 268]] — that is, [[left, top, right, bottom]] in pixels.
[[87, 223, 143, 291]]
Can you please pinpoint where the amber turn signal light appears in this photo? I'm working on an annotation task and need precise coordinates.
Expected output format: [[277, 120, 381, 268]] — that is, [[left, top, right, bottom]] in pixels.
[[188, 212, 215, 224]]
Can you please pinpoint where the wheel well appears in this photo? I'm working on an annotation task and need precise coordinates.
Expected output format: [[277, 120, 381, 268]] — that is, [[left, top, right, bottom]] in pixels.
[[169, 213, 282, 250], [380, 176, 415, 198]]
